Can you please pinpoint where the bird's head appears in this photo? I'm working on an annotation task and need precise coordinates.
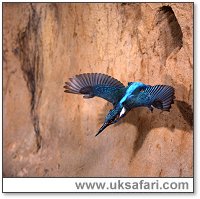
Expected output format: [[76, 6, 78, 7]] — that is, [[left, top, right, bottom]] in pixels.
[[95, 105, 126, 136]]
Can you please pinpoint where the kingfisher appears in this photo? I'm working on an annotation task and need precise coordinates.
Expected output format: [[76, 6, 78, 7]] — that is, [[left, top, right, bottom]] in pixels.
[[64, 73, 175, 136]]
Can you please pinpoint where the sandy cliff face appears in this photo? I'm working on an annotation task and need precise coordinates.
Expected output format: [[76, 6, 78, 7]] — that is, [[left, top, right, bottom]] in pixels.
[[3, 3, 193, 177]]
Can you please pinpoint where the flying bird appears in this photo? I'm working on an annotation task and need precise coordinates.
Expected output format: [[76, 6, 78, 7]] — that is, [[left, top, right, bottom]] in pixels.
[[64, 73, 175, 136]]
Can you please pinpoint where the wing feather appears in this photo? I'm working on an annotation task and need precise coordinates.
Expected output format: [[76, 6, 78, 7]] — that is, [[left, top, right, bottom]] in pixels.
[[64, 73, 125, 105], [145, 85, 175, 111], [124, 85, 175, 111]]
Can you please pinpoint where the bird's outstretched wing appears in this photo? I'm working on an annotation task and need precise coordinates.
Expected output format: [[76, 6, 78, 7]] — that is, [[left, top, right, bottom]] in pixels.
[[64, 73, 126, 106], [124, 85, 175, 111]]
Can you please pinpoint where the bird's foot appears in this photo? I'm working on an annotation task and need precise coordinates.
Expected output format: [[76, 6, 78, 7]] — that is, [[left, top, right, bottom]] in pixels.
[[83, 94, 93, 99], [148, 106, 153, 113]]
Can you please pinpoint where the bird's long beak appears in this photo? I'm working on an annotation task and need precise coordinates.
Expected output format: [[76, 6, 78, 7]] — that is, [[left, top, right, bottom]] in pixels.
[[95, 122, 109, 137]]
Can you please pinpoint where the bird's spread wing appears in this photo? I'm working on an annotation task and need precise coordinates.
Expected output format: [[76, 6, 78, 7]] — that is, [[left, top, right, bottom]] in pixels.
[[64, 73, 125, 106], [124, 85, 175, 111]]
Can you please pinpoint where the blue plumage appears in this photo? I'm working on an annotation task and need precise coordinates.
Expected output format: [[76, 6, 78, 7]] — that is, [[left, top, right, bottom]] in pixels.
[[93, 85, 126, 106], [123, 84, 175, 111], [64, 73, 175, 136]]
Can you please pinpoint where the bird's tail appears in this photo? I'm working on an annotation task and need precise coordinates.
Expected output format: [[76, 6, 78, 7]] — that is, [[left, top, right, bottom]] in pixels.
[[146, 85, 175, 111]]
